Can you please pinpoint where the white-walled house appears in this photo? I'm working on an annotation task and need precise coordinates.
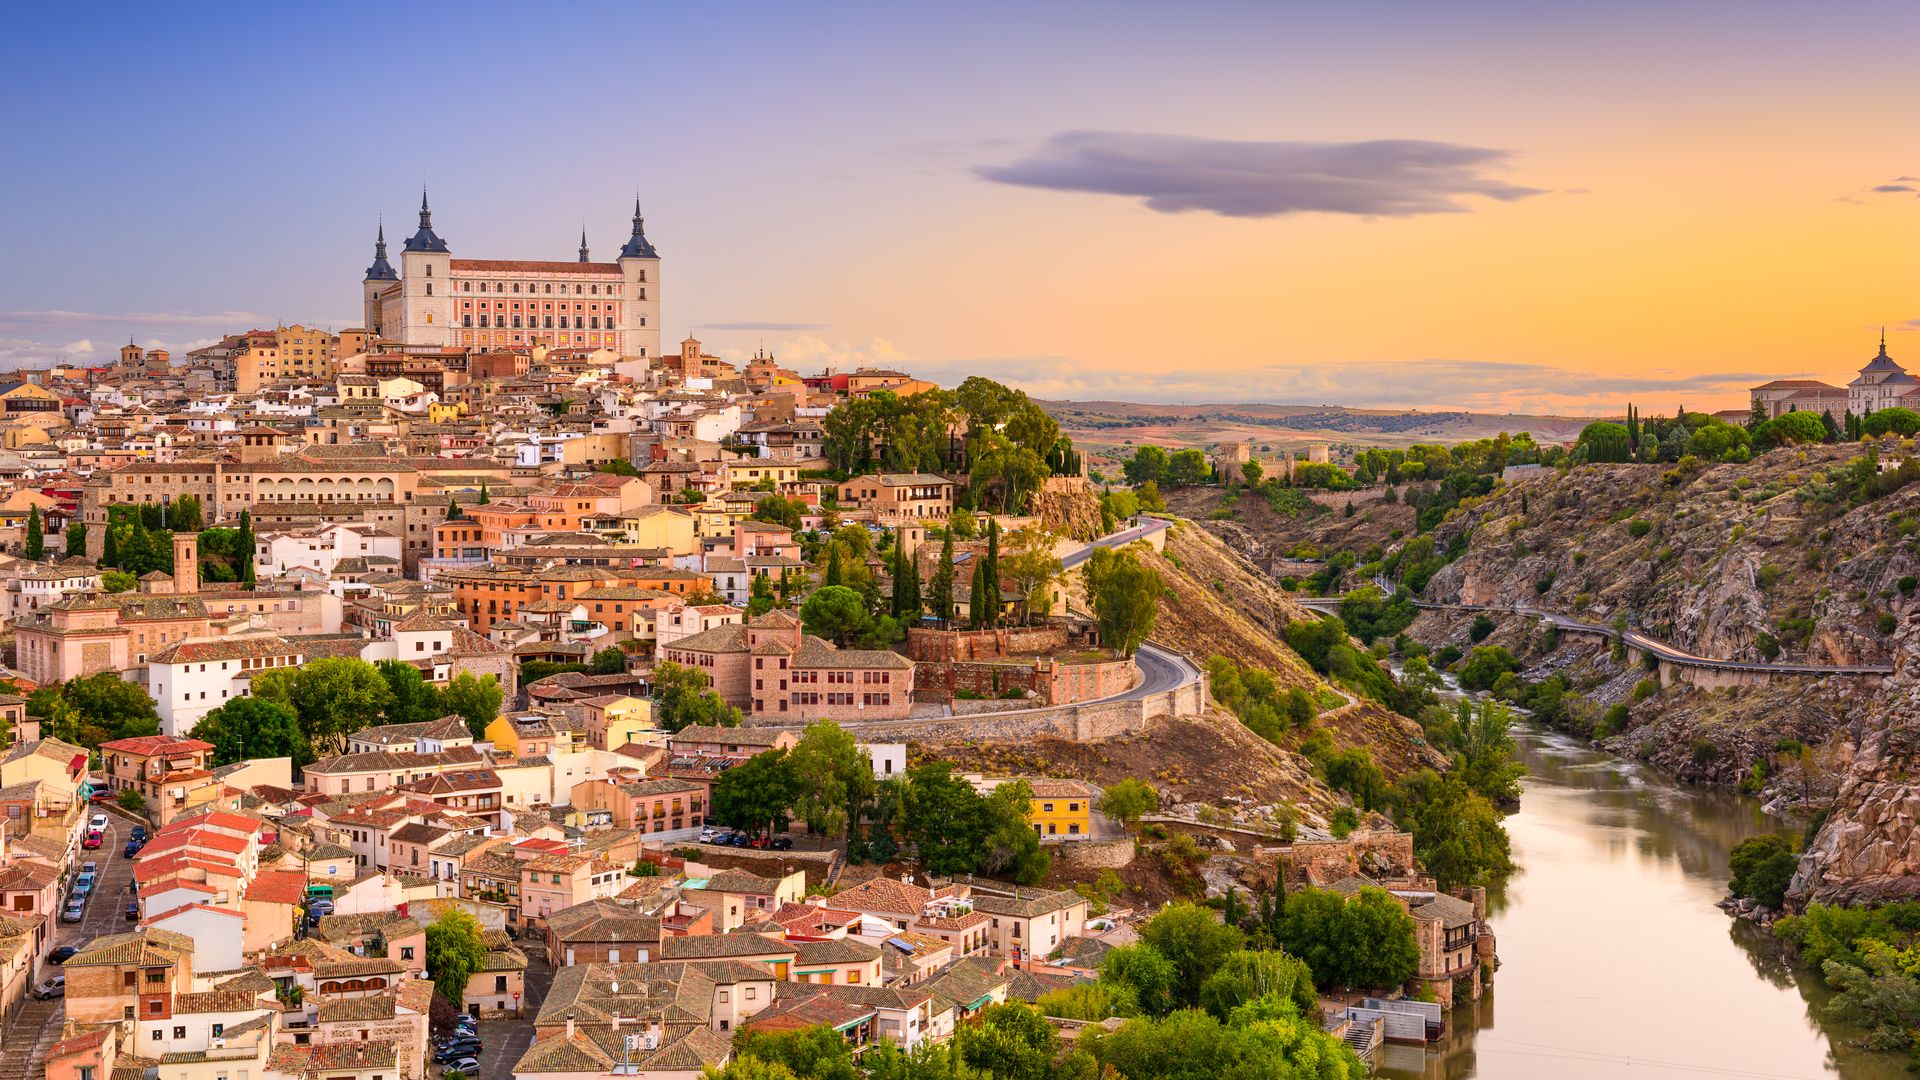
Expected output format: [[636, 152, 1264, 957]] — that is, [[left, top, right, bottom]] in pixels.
[[256, 522, 403, 580], [147, 637, 305, 736], [142, 902, 247, 973]]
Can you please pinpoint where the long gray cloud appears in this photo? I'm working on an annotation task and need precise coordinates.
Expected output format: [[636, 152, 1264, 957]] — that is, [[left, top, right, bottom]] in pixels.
[[975, 131, 1548, 218], [695, 321, 830, 332], [899, 354, 1768, 414]]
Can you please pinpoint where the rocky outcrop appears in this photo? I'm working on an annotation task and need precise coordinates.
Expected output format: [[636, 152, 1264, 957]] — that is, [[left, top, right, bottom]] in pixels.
[[1791, 678, 1920, 907], [1029, 484, 1104, 541]]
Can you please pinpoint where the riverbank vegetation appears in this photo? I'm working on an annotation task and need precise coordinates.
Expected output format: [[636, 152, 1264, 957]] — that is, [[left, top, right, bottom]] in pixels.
[[1775, 901, 1920, 1062]]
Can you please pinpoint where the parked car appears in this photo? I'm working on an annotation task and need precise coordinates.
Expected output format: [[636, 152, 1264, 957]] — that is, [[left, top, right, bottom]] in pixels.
[[72, 872, 96, 897], [453, 1013, 478, 1028], [444, 1058, 480, 1077], [126, 897, 139, 920], [769, 836, 794, 851], [82, 861, 98, 875], [729, 833, 752, 847], [129, 825, 147, 842], [435, 1044, 481, 1063], [89, 789, 111, 803], [60, 899, 84, 923], [698, 826, 719, 842], [438, 1032, 480, 1047], [89, 813, 108, 831], [47, 946, 78, 964], [709, 831, 734, 845], [33, 975, 65, 1000], [82, 831, 102, 850], [124, 840, 142, 858]]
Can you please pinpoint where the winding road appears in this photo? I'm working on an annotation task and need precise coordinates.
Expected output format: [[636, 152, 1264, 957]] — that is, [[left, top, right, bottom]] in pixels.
[[1296, 592, 1895, 677]]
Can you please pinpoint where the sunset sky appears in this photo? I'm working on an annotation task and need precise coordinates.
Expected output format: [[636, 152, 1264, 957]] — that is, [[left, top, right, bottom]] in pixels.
[[0, 2, 1913, 414]]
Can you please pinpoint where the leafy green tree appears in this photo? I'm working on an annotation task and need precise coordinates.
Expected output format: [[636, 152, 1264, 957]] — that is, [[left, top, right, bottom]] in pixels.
[[445, 497, 463, 521], [1139, 902, 1246, 1008], [190, 697, 308, 767], [1279, 886, 1420, 991], [1037, 981, 1127, 1021], [729, 1027, 858, 1080], [424, 909, 488, 1005], [253, 657, 394, 757], [650, 660, 742, 732], [1864, 407, 1920, 438], [800, 585, 871, 645], [1446, 698, 1526, 810], [1083, 546, 1162, 656], [1240, 460, 1264, 488], [753, 494, 806, 530], [100, 570, 137, 593], [1166, 448, 1211, 487], [1390, 769, 1514, 889], [1753, 410, 1827, 448], [1576, 421, 1633, 463], [1000, 529, 1063, 624], [377, 660, 443, 728], [1084, 994, 1365, 1079], [587, 647, 628, 675], [786, 720, 873, 838], [956, 1003, 1060, 1080], [747, 572, 778, 617], [1198, 950, 1320, 1021], [1456, 645, 1521, 692], [1099, 942, 1178, 1017], [47, 672, 161, 749], [117, 788, 145, 813], [901, 761, 988, 877], [1123, 446, 1170, 486], [64, 522, 85, 558], [1729, 834, 1798, 907], [441, 672, 504, 741], [23, 506, 43, 560], [982, 779, 1051, 885], [711, 748, 802, 840], [1098, 778, 1158, 830]]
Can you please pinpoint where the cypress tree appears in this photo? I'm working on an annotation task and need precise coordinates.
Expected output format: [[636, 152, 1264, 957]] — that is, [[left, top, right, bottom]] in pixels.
[[64, 521, 85, 558], [24, 506, 43, 560], [824, 544, 844, 588], [1626, 404, 1638, 450], [983, 521, 1001, 628], [898, 543, 920, 620], [969, 556, 989, 629], [101, 511, 120, 568], [446, 497, 463, 521], [930, 530, 956, 625], [237, 510, 255, 586], [478, 482, 491, 505]]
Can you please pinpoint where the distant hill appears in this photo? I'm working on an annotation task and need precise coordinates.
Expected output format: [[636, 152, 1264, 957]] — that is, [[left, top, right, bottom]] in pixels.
[[1041, 399, 1597, 471]]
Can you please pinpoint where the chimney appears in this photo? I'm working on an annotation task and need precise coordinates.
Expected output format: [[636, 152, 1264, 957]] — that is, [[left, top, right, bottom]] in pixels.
[[566, 1013, 575, 1040], [612, 1012, 622, 1032]]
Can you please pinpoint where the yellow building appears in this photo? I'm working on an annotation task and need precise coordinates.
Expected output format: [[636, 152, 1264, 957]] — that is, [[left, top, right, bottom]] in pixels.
[[721, 460, 802, 490], [579, 694, 661, 750], [614, 504, 698, 554], [980, 777, 1097, 841], [559, 433, 632, 470], [428, 400, 469, 424]]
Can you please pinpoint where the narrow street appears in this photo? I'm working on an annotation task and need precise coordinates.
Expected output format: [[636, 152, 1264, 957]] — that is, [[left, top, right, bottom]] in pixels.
[[476, 950, 552, 1078]]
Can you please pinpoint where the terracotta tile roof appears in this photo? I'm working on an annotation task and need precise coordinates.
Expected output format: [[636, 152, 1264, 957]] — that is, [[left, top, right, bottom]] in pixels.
[[99, 735, 214, 756]]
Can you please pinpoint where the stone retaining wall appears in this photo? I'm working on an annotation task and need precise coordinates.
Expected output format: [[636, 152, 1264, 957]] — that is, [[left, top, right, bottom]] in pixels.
[[1051, 835, 1136, 871], [857, 667, 1209, 745]]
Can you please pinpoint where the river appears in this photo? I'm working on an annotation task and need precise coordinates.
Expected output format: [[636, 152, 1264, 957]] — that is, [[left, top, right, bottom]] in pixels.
[[1374, 724, 1906, 1080]]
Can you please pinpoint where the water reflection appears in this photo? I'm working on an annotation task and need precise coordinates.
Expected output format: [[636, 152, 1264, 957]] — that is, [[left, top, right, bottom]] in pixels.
[[1374, 726, 1903, 1080]]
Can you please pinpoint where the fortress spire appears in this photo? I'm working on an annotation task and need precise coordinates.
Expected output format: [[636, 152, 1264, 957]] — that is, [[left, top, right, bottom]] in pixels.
[[579, 227, 590, 263]]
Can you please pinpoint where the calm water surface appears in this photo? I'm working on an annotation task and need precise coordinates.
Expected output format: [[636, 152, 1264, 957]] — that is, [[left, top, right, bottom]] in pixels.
[[1375, 726, 1905, 1080]]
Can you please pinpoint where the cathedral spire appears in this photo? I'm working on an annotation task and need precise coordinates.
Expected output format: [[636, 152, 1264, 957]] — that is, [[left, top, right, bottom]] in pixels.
[[404, 189, 448, 254], [619, 196, 659, 260], [365, 220, 398, 281], [579, 227, 590, 263]]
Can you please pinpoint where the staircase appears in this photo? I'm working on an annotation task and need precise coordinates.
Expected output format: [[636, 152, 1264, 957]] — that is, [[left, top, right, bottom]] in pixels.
[[0, 996, 61, 1079], [1342, 1017, 1380, 1063]]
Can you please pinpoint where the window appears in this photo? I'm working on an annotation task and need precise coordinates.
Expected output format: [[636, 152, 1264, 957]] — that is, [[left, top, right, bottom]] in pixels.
[[152, 1030, 163, 1042], [401, 946, 414, 960]]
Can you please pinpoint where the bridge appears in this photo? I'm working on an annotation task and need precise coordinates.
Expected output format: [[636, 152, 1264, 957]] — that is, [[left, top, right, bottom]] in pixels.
[[1293, 591, 1894, 686]]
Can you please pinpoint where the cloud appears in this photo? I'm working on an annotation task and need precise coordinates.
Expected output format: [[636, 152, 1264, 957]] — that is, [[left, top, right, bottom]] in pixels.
[[1872, 184, 1915, 193], [0, 309, 272, 331], [896, 355, 1769, 414], [711, 336, 908, 372], [974, 131, 1549, 218], [694, 321, 830, 332]]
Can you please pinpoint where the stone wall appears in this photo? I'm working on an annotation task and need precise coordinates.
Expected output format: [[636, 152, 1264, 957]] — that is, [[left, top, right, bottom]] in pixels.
[[907, 624, 1081, 662], [854, 664, 1209, 745], [916, 655, 1134, 706], [1051, 835, 1136, 871]]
